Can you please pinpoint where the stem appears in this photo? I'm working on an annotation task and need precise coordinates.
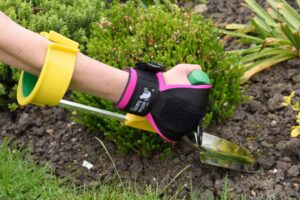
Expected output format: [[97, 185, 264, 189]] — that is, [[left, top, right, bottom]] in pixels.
[[159, 164, 191, 197], [95, 137, 125, 190]]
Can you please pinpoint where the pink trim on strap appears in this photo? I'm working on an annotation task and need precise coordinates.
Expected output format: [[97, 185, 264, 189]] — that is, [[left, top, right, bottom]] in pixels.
[[146, 113, 175, 143], [116, 68, 137, 109], [156, 72, 211, 91]]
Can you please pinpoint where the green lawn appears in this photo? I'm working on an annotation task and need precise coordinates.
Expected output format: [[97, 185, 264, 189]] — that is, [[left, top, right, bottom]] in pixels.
[[0, 138, 160, 200], [0, 138, 232, 199]]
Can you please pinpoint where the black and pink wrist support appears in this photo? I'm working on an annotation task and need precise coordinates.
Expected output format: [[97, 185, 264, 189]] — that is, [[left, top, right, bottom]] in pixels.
[[116, 63, 211, 142]]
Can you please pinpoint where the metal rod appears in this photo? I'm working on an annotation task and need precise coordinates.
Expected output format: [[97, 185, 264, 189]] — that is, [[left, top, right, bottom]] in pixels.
[[59, 99, 126, 122]]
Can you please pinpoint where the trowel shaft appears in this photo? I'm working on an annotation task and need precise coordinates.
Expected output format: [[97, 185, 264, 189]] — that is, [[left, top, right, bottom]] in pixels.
[[59, 99, 126, 121]]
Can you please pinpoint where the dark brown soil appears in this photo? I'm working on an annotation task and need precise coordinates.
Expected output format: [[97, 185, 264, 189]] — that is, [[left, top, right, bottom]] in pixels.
[[1, 0, 300, 199]]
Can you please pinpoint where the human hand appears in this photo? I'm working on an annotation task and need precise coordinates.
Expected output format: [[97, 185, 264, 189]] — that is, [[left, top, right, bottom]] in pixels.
[[116, 63, 211, 142]]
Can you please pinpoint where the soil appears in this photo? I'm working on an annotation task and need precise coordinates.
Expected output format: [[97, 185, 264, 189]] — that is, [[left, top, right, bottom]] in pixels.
[[1, 0, 300, 199]]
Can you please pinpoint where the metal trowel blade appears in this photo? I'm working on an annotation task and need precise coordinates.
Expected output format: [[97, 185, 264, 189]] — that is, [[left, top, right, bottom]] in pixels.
[[200, 132, 257, 172]]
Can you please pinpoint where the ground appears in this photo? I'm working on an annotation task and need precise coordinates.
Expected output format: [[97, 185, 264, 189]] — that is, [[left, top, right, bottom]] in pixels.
[[0, 0, 300, 199]]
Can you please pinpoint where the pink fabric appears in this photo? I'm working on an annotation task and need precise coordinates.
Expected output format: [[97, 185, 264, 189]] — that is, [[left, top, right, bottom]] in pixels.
[[156, 72, 211, 91], [116, 68, 137, 109], [146, 113, 175, 143]]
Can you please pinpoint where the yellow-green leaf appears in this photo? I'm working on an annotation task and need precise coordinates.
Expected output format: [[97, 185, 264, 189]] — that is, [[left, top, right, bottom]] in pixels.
[[292, 101, 300, 111], [291, 126, 300, 137], [219, 29, 264, 43], [280, 23, 299, 48], [225, 23, 249, 30], [245, 0, 277, 27], [282, 91, 295, 107], [242, 54, 295, 83]]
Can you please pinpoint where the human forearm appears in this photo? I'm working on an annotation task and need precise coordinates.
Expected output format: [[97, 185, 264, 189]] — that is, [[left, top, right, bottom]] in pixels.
[[0, 11, 50, 71], [71, 54, 128, 101], [0, 11, 128, 102], [0, 48, 39, 75]]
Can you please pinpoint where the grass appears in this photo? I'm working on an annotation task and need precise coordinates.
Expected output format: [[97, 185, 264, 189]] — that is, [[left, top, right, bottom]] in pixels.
[[0, 137, 235, 199], [0, 138, 158, 200]]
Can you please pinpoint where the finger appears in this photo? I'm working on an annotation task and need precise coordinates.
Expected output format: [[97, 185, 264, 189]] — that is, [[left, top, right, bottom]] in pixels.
[[176, 64, 202, 75]]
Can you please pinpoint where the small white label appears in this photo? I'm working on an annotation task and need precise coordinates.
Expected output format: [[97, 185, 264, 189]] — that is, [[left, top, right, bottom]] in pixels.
[[82, 160, 94, 170], [139, 87, 151, 101]]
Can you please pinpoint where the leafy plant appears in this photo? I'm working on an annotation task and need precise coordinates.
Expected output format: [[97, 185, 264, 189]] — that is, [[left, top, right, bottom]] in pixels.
[[282, 91, 300, 137], [0, 0, 103, 109], [72, 1, 244, 155], [221, 0, 300, 83]]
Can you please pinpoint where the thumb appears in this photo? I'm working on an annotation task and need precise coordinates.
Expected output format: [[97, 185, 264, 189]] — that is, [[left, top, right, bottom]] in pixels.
[[176, 64, 202, 76]]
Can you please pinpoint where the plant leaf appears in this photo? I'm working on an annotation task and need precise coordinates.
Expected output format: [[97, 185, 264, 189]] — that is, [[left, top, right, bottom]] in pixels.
[[228, 46, 262, 55], [282, 91, 295, 107], [293, 29, 300, 49], [267, 0, 300, 31], [267, 7, 283, 21], [292, 101, 300, 111], [291, 126, 300, 137], [277, 0, 300, 21], [251, 17, 271, 38], [245, 0, 277, 27], [280, 23, 300, 48], [241, 48, 296, 63], [242, 53, 295, 83], [225, 23, 249, 30], [266, 37, 294, 46], [219, 29, 264, 43]]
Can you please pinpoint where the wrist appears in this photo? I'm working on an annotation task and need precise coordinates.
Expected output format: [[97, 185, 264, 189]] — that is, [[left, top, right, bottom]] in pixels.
[[116, 68, 159, 115], [70, 54, 129, 102]]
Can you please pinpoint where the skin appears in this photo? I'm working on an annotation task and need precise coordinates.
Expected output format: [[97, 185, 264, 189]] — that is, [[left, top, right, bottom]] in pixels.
[[0, 11, 201, 102]]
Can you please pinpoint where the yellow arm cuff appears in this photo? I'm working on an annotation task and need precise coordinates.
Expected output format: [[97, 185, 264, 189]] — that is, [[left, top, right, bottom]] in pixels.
[[17, 31, 79, 106]]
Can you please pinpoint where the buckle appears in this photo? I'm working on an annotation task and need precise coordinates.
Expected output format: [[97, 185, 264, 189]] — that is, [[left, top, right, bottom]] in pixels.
[[135, 62, 166, 73]]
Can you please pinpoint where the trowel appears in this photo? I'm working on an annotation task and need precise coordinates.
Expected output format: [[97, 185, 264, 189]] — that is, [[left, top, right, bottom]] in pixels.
[[18, 65, 256, 172], [58, 70, 256, 172]]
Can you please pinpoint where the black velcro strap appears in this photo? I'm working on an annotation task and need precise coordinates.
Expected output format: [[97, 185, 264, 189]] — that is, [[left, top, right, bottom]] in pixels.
[[124, 69, 159, 116]]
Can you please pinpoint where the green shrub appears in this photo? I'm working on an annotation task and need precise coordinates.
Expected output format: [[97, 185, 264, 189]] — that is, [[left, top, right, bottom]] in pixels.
[[0, 0, 103, 109], [71, 1, 244, 155], [0, 63, 17, 108]]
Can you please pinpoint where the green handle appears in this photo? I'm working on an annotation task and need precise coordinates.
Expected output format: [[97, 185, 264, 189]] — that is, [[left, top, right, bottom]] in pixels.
[[188, 70, 211, 85]]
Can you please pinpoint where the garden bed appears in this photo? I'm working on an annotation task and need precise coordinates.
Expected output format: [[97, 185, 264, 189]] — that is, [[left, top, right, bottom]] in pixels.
[[0, 0, 300, 198]]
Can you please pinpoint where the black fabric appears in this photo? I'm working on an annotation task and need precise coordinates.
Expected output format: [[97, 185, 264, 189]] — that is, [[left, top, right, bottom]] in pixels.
[[151, 89, 209, 141], [123, 69, 159, 116], [119, 64, 210, 142], [135, 62, 166, 72]]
